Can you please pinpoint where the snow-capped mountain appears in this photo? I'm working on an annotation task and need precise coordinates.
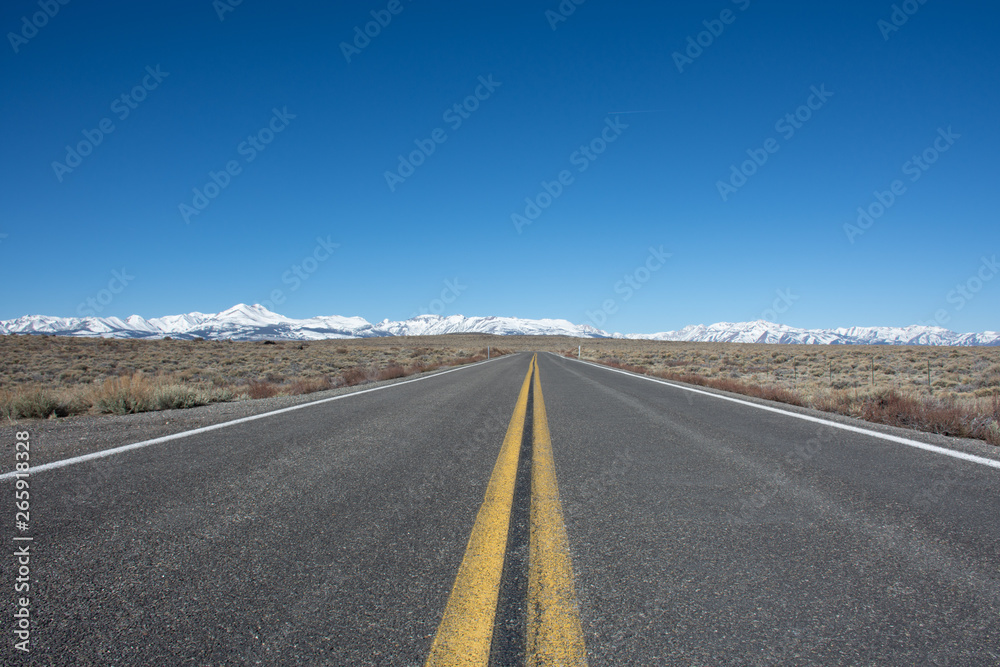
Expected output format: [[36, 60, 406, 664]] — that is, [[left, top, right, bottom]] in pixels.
[[623, 320, 848, 345], [831, 325, 1000, 347], [0, 305, 997, 345], [625, 320, 1000, 346], [0, 305, 604, 341], [374, 314, 605, 338]]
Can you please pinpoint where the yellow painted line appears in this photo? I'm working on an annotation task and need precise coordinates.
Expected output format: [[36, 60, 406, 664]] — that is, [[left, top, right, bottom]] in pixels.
[[527, 355, 589, 666], [426, 356, 536, 666]]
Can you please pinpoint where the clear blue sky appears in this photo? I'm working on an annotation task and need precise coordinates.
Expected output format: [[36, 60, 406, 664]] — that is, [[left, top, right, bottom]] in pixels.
[[2, 0, 998, 333]]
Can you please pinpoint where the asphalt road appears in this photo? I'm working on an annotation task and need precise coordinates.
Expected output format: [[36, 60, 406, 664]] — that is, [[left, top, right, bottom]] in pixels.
[[3, 352, 999, 665]]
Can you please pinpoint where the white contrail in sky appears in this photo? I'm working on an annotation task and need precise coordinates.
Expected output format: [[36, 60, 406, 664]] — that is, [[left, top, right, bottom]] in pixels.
[[607, 110, 659, 114]]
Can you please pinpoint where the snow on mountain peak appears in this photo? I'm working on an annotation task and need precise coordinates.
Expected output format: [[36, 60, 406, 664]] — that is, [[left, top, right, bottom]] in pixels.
[[0, 307, 996, 345]]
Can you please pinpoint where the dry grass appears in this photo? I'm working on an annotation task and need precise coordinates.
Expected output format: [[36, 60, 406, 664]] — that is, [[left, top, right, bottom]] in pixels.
[[94, 374, 154, 414], [0, 334, 513, 422], [3, 332, 997, 445]]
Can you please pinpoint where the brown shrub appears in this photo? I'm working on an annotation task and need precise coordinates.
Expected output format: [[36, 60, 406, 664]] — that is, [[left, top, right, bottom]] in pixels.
[[340, 367, 371, 387], [287, 376, 333, 395], [247, 380, 280, 399], [812, 391, 855, 414], [850, 390, 1000, 443], [376, 365, 407, 381], [652, 371, 805, 407], [601, 357, 649, 375], [448, 355, 485, 367]]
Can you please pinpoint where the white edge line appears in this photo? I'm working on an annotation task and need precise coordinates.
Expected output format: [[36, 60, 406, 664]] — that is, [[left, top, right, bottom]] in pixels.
[[550, 352, 1000, 471], [0, 354, 517, 482]]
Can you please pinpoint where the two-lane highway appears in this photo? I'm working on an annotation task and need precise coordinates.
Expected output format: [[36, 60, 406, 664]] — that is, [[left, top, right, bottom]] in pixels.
[[3, 351, 999, 665]]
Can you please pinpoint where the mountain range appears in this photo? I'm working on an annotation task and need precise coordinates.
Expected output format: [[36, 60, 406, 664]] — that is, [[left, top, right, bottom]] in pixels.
[[1, 304, 997, 346]]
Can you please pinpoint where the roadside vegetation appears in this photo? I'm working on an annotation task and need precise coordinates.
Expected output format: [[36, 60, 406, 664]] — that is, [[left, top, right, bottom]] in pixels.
[[568, 344, 1000, 447], [0, 334, 510, 421], [4, 333, 998, 447]]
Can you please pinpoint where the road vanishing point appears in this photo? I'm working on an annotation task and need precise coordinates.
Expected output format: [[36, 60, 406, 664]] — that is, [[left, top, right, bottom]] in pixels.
[[2, 352, 999, 665]]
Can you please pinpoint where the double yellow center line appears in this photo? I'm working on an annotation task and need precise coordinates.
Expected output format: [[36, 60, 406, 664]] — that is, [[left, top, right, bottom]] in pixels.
[[426, 355, 588, 666]]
